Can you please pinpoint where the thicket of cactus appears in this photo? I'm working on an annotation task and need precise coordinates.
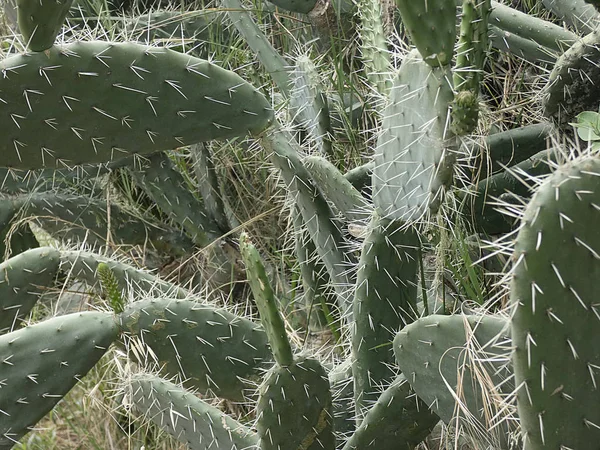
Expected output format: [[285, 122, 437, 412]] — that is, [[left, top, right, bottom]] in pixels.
[[1, 0, 600, 449]]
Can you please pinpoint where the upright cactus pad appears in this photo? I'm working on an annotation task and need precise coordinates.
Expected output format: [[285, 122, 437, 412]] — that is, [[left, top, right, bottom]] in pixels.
[[17, 0, 73, 51], [395, 0, 456, 67], [257, 357, 334, 450], [544, 29, 600, 129], [373, 50, 454, 223], [342, 375, 439, 450], [0, 41, 273, 169], [394, 314, 514, 448], [352, 215, 419, 417], [0, 311, 118, 446], [511, 156, 600, 449], [118, 298, 272, 401], [129, 373, 259, 450], [0, 247, 61, 334]]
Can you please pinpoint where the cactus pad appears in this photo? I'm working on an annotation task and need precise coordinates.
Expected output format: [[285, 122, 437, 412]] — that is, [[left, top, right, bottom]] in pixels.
[[511, 156, 600, 449], [17, 0, 73, 51], [129, 373, 259, 450], [394, 314, 514, 448], [257, 357, 334, 450], [0, 247, 61, 334], [0, 311, 118, 446], [373, 50, 454, 223], [0, 41, 273, 169], [118, 298, 272, 401]]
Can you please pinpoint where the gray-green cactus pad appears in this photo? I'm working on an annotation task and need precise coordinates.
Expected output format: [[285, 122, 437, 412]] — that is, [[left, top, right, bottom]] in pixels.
[[511, 156, 600, 449], [394, 314, 514, 449], [129, 373, 258, 450], [118, 298, 272, 401], [257, 357, 334, 450], [342, 375, 439, 450], [0, 247, 61, 334], [0, 311, 118, 447], [373, 50, 454, 223], [0, 41, 273, 169]]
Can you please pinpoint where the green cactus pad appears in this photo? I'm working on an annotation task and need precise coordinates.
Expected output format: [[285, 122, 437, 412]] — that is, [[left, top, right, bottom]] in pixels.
[[394, 314, 514, 449], [257, 357, 334, 450], [357, 0, 392, 95], [289, 56, 332, 156], [129, 373, 259, 450], [129, 151, 223, 247], [118, 298, 272, 401], [263, 129, 355, 321], [0, 247, 61, 334], [240, 233, 293, 367], [342, 375, 439, 450], [304, 155, 371, 224], [0, 41, 273, 169], [373, 50, 454, 223], [17, 0, 73, 51], [395, 0, 456, 67], [266, 0, 316, 14], [329, 358, 355, 442], [511, 156, 600, 449], [544, 29, 600, 129], [352, 215, 419, 418], [542, 0, 599, 34], [0, 311, 118, 447]]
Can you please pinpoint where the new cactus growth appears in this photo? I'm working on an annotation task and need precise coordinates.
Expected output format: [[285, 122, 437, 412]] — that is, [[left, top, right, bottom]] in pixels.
[[240, 232, 293, 367], [510, 156, 600, 448], [0, 41, 273, 169]]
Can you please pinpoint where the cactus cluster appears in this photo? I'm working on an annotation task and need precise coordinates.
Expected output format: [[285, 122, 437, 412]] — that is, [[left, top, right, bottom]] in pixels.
[[3, 0, 600, 449]]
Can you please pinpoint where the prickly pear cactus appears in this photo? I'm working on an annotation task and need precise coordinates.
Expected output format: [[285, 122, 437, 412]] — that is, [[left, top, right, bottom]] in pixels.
[[395, 0, 456, 67], [511, 156, 600, 449], [118, 298, 272, 401], [129, 373, 259, 450], [0, 311, 119, 447], [0, 41, 273, 169], [257, 356, 334, 450], [0, 247, 61, 334], [373, 50, 454, 223], [17, 0, 73, 51]]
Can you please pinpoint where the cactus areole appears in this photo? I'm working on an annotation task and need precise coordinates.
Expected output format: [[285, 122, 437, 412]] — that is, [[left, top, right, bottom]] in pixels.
[[0, 41, 274, 169]]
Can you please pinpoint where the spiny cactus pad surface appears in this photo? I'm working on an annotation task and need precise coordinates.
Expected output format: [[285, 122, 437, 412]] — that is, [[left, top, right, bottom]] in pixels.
[[129, 373, 259, 450], [511, 156, 600, 449], [393, 314, 514, 448], [17, 0, 73, 51], [257, 357, 334, 450], [373, 50, 454, 223], [342, 375, 439, 450], [0, 41, 273, 169], [0, 247, 61, 334], [395, 0, 456, 67], [118, 298, 272, 401], [0, 311, 118, 447]]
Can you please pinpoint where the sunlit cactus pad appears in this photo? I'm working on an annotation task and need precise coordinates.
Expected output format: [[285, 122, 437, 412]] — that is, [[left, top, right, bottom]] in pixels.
[[511, 156, 600, 449], [373, 50, 454, 223], [0, 41, 274, 169]]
